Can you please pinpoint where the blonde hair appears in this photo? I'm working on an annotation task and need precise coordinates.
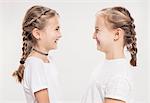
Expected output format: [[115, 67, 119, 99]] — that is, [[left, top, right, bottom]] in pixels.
[[12, 5, 59, 83], [97, 6, 137, 66]]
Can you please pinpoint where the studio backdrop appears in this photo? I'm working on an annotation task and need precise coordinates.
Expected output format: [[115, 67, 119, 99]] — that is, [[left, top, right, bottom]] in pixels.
[[0, 0, 149, 103]]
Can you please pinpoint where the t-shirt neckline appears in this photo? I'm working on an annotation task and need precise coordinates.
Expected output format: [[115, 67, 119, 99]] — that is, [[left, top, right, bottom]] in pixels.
[[104, 58, 126, 63], [26, 56, 51, 64]]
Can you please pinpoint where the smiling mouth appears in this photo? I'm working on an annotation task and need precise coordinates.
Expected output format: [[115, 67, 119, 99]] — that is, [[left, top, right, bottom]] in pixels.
[[54, 39, 59, 43], [96, 39, 100, 45]]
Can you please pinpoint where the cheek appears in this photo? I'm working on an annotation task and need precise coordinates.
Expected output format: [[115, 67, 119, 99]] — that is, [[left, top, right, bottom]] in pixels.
[[98, 32, 112, 45], [47, 32, 56, 41], [96, 34, 101, 41], [96, 32, 106, 43]]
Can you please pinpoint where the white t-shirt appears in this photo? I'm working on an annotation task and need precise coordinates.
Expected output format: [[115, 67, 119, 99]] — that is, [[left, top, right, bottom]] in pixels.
[[22, 56, 61, 103], [81, 58, 134, 103]]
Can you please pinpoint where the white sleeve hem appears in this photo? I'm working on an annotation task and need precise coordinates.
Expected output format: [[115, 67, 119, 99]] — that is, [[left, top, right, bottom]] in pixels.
[[105, 94, 128, 102], [32, 85, 48, 94]]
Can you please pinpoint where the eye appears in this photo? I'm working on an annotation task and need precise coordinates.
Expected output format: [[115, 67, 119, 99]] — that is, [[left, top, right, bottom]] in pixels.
[[95, 28, 100, 33]]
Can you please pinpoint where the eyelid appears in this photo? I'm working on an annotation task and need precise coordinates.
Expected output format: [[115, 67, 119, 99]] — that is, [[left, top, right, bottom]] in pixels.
[[95, 27, 100, 30], [95, 28, 100, 32]]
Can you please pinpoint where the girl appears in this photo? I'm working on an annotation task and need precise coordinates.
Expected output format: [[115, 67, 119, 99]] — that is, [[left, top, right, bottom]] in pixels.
[[13, 5, 62, 103], [81, 6, 137, 103]]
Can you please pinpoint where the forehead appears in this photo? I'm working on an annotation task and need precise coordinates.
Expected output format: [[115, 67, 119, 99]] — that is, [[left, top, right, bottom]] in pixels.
[[95, 15, 105, 27], [95, 14, 114, 32], [46, 16, 59, 28]]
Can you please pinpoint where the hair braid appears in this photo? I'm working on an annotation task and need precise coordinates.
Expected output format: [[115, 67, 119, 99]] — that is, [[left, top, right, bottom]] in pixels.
[[115, 7, 137, 66], [13, 5, 59, 83], [12, 31, 33, 82], [99, 6, 138, 66]]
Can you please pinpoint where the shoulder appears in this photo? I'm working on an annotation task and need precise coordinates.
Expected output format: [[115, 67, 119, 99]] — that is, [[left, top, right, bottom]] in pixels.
[[110, 75, 130, 83], [106, 75, 132, 91], [25, 56, 44, 65], [24, 56, 45, 73], [104, 75, 132, 102]]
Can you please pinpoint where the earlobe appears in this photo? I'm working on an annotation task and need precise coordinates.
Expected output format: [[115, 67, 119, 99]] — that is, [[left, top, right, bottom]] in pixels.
[[113, 28, 123, 41], [114, 32, 119, 41], [32, 28, 40, 40]]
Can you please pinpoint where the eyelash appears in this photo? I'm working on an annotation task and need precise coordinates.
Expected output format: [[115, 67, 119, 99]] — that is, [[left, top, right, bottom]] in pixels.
[[56, 28, 59, 31], [95, 29, 100, 33]]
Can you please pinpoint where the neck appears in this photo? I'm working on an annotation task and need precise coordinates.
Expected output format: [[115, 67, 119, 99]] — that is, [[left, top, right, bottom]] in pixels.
[[105, 47, 125, 60], [33, 46, 49, 53], [29, 46, 49, 63], [31, 46, 49, 57]]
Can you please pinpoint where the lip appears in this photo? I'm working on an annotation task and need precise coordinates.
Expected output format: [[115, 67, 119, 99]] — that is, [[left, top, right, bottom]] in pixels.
[[96, 39, 100, 45], [54, 39, 59, 43]]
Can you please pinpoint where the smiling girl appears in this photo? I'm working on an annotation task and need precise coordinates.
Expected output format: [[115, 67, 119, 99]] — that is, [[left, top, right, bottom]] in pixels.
[[13, 5, 62, 103], [82, 6, 137, 103]]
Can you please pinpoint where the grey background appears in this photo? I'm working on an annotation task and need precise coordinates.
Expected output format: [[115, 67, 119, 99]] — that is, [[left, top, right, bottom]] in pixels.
[[0, 0, 149, 103]]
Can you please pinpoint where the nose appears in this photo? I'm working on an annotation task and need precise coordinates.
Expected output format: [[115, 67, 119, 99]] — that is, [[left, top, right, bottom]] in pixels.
[[93, 32, 96, 39]]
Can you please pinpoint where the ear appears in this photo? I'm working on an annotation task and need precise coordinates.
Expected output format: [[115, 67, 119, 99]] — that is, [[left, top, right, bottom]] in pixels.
[[113, 28, 124, 41], [32, 28, 41, 40]]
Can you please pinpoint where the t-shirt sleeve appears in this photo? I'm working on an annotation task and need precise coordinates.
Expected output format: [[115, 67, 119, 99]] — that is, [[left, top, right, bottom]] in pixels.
[[105, 75, 131, 102], [27, 58, 48, 94]]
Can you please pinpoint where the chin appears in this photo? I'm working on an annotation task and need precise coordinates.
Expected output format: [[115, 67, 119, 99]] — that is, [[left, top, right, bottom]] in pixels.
[[97, 48, 101, 51], [52, 46, 57, 50], [53, 47, 57, 50], [97, 46, 104, 52], [97, 45, 101, 50], [49, 46, 57, 50]]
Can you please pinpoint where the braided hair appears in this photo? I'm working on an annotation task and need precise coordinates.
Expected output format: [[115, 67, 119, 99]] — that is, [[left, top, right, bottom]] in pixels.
[[99, 6, 137, 66], [12, 5, 59, 83]]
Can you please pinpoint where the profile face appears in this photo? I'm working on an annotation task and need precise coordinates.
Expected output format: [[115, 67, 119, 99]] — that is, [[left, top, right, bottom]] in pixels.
[[93, 15, 114, 53], [40, 15, 62, 51]]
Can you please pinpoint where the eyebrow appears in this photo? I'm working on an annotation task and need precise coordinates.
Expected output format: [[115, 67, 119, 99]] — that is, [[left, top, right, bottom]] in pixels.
[[56, 26, 60, 29], [54, 26, 60, 30], [95, 26, 99, 29]]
